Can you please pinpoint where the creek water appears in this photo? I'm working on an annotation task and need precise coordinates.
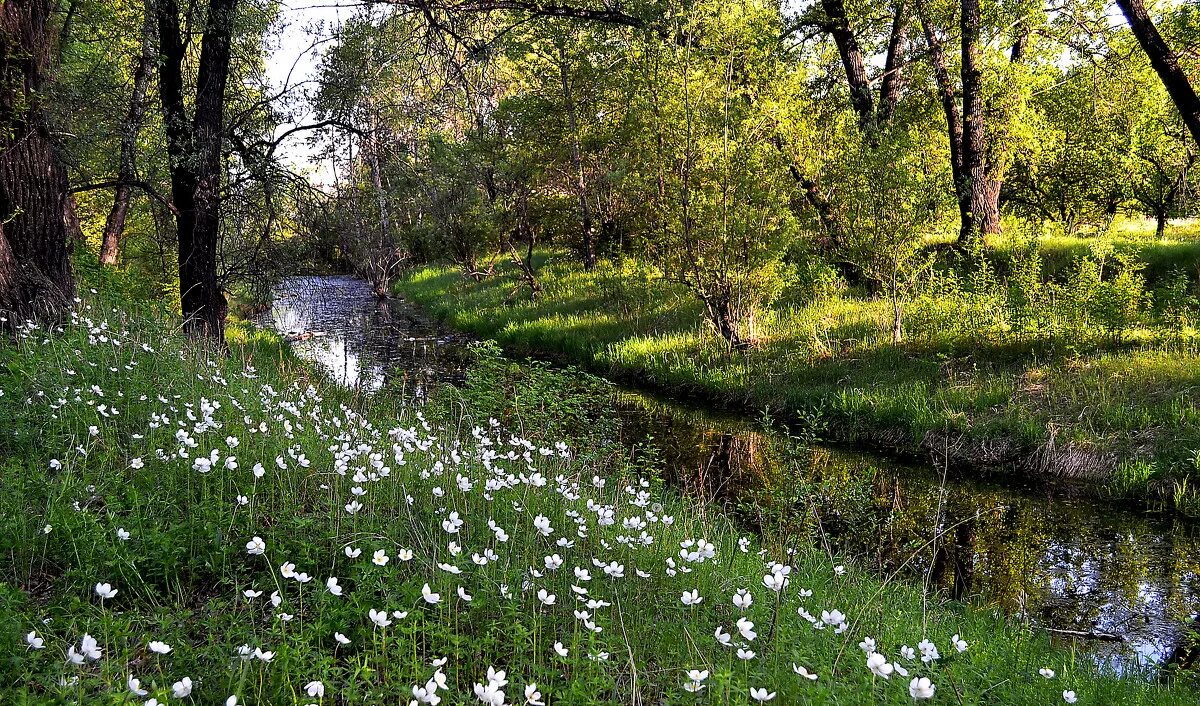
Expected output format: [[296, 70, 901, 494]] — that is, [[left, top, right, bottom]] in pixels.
[[259, 275, 1200, 673]]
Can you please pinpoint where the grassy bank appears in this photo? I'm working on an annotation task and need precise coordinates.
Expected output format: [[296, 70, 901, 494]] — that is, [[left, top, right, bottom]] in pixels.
[[395, 247, 1200, 514], [2, 282, 1197, 702]]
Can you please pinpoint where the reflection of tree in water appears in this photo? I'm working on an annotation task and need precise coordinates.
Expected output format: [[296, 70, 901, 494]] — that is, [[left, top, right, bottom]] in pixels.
[[635, 400, 1200, 665]]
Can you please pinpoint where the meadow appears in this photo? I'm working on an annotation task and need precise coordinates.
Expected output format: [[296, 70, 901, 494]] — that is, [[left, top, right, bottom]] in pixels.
[[395, 221, 1200, 514], [2, 270, 1198, 704]]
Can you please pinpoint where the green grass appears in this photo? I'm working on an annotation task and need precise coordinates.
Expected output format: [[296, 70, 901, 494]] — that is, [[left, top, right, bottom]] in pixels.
[[395, 249, 1200, 512], [2, 278, 1198, 703]]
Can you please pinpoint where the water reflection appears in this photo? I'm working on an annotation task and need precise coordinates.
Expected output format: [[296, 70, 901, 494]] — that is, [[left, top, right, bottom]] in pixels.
[[261, 276, 1199, 672], [258, 276, 469, 394], [613, 397, 1200, 670]]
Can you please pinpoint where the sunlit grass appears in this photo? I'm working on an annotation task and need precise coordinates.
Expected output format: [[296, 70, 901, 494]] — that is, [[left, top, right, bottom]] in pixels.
[[397, 250, 1200, 509]]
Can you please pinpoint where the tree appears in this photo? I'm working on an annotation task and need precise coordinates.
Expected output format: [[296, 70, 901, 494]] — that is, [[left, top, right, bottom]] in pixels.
[[155, 0, 240, 340], [1115, 0, 1200, 147], [0, 0, 77, 324], [99, 1, 156, 266]]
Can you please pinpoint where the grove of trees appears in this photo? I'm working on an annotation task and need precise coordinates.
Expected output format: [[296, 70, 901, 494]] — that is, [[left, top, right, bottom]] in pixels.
[[1, 0, 1199, 348]]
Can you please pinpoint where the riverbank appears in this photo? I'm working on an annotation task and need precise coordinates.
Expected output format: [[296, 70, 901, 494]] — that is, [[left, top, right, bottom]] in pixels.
[[2, 273, 1197, 702], [396, 252, 1200, 515]]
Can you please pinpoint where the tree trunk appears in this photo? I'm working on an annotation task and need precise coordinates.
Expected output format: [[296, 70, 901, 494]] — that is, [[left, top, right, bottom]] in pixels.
[[958, 0, 999, 246], [156, 0, 237, 341], [559, 44, 596, 269], [100, 2, 156, 266], [1156, 209, 1168, 238], [821, 0, 875, 131], [0, 0, 77, 325], [1116, 0, 1200, 147], [366, 111, 394, 297], [877, 1, 909, 125]]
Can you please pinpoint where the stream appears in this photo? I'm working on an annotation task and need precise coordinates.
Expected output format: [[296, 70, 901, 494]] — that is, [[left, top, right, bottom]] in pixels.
[[259, 275, 1200, 674]]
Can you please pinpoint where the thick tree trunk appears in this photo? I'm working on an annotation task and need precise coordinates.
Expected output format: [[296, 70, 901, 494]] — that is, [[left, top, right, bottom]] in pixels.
[[1156, 210, 1168, 238], [0, 0, 77, 325], [1116, 0, 1200, 147], [100, 2, 156, 266], [559, 45, 596, 269], [157, 0, 237, 341], [821, 0, 875, 131], [958, 0, 1000, 246]]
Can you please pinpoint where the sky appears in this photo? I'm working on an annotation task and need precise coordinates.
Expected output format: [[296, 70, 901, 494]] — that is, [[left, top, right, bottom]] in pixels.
[[265, 0, 351, 179]]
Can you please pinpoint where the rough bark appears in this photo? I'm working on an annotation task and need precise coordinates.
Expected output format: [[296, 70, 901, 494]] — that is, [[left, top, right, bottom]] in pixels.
[[960, 0, 999, 246], [558, 44, 596, 269], [100, 2, 157, 266], [877, 1, 909, 125], [820, 0, 875, 131], [156, 0, 237, 341], [1116, 0, 1200, 147], [916, 2, 969, 238], [0, 0, 77, 325]]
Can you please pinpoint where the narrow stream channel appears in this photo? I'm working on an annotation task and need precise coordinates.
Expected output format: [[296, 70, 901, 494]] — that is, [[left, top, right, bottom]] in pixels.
[[259, 275, 1200, 673]]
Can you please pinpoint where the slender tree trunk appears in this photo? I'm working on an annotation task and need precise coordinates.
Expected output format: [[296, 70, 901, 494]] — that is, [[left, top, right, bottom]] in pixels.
[[1116, 0, 1200, 147], [100, 2, 156, 266], [558, 44, 596, 269], [366, 109, 394, 297], [916, 3, 969, 241], [1156, 209, 1168, 238], [0, 0, 77, 325], [877, 1, 908, 125], [156, 0, 237, 341]]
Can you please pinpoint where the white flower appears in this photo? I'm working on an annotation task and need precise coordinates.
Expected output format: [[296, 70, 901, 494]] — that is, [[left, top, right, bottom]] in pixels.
[[326, 577, 343, 596], [148, 640, 172, 654], [537, 589, 556, 606], [116, 528, 131, 541], [442, 511, 464, 534], [1063, 690, 1077, 703], [858, 636, 876, 654], [279, 562, 296, 579], [226, 696, 238, 706], [304, 680, 325, 698], [951, 633, 968, 653], [95, 582, 118, 599], [909, 677, 936, 700], [372, 549, 389, 566], [398, 548, 414, 561], [422, 583, 441, 604], [834, 564, 846, 576], [918, 638, 940, 663], [733, 589, 752, 610], [736, 617, 757, 641], [254, 647, 274, 662], [749, 687, 776, 702], [524, 683, 544, 705], [335, 632, 351, 645], [25, 631, 44, 650], [715, 626, 733, 646], [172, 676, 193, 698], [246, 536, 266, 555], [127, 675, 148, 696], [792, 663, 818, 680], [458, 586, 473, 602], [1040, 668, 1056, 679], [763, 571, 787, 592], [79, 633, 101, 660], [553, 641, 568, 657], [867, 652, 894, 679], [900, 645, 916, 661], [369, 608, 392, 628], [344, 546, 361, 559], [680, 589, 702, 606], [737, 647, 756, 660], [533, 514, 553, 536]]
